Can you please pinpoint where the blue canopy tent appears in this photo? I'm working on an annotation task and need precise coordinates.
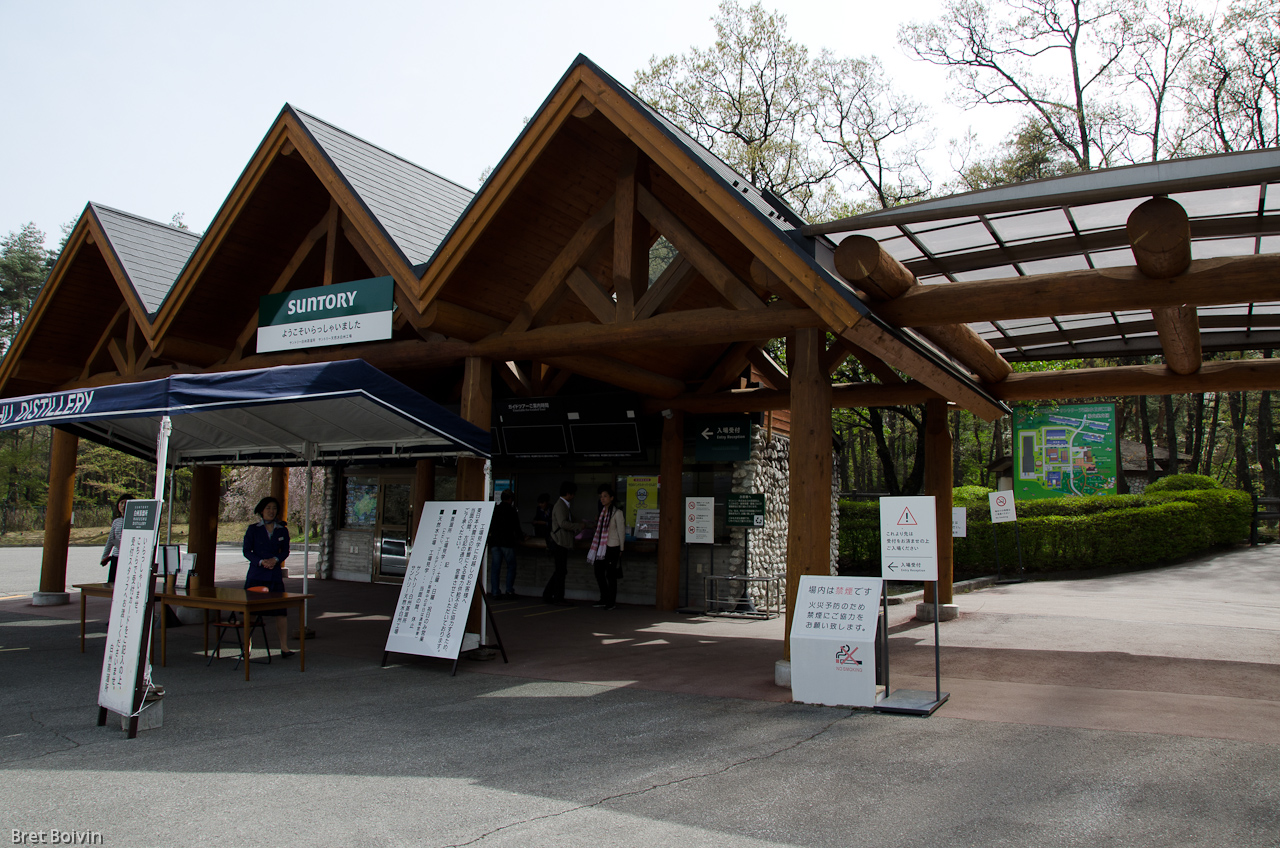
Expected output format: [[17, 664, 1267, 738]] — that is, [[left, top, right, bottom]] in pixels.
[[0, 360, 491, 600], [0, 359, 492, 466]]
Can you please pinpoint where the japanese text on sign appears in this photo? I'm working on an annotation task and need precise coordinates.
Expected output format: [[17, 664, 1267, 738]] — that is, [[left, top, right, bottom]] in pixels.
[[879, 496, 938, 581]]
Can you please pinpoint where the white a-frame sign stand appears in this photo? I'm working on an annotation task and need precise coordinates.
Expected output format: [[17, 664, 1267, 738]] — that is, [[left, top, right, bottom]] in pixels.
[[874, 496, 949, 717], [382, 501, 507, 674]]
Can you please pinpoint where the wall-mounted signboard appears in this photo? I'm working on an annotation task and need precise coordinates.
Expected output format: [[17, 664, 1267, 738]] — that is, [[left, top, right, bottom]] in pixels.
[[495, 395, 645, 460], [694, 414, 752, 462], [1013, 403, 1118, 500], [257, 276, 394, 353]]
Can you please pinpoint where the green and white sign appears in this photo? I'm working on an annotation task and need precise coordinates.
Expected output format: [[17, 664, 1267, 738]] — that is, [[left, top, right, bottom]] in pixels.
[[1013, 403, 1118, 500], [257, 276, 394, 353]]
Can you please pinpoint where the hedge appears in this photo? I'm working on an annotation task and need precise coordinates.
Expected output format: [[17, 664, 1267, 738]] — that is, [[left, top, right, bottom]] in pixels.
[[838, 487, 1251, 578]]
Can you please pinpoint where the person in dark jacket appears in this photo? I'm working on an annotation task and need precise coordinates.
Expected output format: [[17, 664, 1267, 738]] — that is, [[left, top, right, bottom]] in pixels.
[[488, 489, 524, 597], [243, 496, 294, 657], [99, 494, 131, 584]]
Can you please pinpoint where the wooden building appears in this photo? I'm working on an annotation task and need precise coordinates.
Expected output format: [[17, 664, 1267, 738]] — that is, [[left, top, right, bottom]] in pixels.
[[3, 56, 1278, 658]]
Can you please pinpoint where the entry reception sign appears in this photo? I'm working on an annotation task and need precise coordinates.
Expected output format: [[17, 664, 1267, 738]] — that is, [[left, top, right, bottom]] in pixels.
[[257, 276, 394, 353], [385, 501, 494, 660], [879, 496, 938, 581], [98, 500, 161, 717], [790, 575, 883, 707]]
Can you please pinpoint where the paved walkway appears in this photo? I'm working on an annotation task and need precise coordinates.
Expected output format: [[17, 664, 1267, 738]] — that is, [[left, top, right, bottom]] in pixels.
[[0, 544, 1276, 846]]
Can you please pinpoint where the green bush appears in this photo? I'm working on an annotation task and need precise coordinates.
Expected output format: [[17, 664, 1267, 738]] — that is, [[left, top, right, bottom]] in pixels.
[[952, 485, 994, 507], [1144, 474, 1223, 493], [838, 487, 1252, 578]]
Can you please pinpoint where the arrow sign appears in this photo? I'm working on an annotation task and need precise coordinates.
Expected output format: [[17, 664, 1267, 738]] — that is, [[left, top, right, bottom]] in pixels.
[[701, 428, 714, 439]]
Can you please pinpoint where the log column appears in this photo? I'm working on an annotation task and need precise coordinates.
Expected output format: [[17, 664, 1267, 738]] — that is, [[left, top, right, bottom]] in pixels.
[[35, 428, 77, 605], [784, 328, 833, 658], [188, 465, 221, 586], [270, 466, 289, 524], [656, 410, 684, 611], [919, 398, 957, 621], [457, 356, 491, 632], [414, 458, 436, 522]]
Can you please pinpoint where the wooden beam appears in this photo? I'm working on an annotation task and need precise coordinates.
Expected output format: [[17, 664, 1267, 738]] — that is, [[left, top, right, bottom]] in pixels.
[[644, 381, 942, 415], [875, 254, 1280, 327], [227, 210, 331, 361], [841, 322, 1006, 422], [784, 327, 833, 659], [322, 199, 339, 287], [152, 337, 234, 366], [990, 358, 1280, 400], [79, 303, 130, 380], [837, 235, 1012, 383], [421, 300, 506, 341], [124, 318, 138, 373], [750, 257, 844, 308], [341, 216, 389, 276], [571, 97, 596, 119], [635, 185, 766, 311], [634, 256, 698, 320], [613, 148, 650, 321], [1126, 197, 1203, 376], [656, 410, 683, 611], [505, 195, 616, 334], [834, 337, 903, 384], [747, 347, 790, 391], [498, 361, 533, 396], [923, 398, 954, 606], [475, 304, 825, 361], [106, 338, 128, 374], [540, 354, 685, 399], [698, 341, 757, 394], [1151, 305, 1203, 375], [1128, 197, 1192, 279], [544, 366, 573, 396], [565, 266, 617, 324]]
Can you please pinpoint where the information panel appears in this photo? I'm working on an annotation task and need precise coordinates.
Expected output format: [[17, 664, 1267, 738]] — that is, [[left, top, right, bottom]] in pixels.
[[789, 575, 883, 708], [684, 497, 714, 544], [1013, 403, 1118, 499], [385, 502, 495, 660], [98, 500, 160, 716], [726, 493, 765, 527], [952, 507, 967, 538], [879, 496, 938, 581]]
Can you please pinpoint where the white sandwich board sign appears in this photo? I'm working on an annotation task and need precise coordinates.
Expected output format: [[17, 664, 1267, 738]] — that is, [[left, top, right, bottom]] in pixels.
[[989, 491, 1018, 523], [879, 496, 938, 581], [385, 501, 495, 660], [789, 575, 883, 708], [98, 500, 161, 717]]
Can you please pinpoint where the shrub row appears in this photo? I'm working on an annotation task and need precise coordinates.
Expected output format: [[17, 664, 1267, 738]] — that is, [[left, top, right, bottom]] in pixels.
[[838, 487, 1251, 578]]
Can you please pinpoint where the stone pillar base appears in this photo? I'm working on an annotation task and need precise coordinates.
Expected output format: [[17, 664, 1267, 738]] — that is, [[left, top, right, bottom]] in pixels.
[[774, 659, 791, 688], [914, 602, 959, 622], [32, 591, 70, 606]]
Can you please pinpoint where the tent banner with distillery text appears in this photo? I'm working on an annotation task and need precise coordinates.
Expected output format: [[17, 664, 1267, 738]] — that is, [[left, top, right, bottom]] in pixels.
[[385, 502, 495, 660], [98, 500, 160, 716], [257, 276, 394, 352]]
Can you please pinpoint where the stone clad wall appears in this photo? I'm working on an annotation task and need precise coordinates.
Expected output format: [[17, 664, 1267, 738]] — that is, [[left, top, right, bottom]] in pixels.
[[728, 425, 839, 612]]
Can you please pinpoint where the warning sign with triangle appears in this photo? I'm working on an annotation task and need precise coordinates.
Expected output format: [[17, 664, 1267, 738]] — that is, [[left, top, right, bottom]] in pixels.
[[897, 508, 917, 526]]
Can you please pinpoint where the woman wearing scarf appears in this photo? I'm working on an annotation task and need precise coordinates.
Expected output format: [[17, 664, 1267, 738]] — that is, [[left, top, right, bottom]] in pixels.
[[588, 485, 625, 610]]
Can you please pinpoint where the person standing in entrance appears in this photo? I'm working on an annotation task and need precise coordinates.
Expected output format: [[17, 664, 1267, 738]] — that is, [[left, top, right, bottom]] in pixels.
[[99, 494, 132, 584], [242, 496, 295, 657], [488, 489, 524, 598], [542, 481, 580, 605], [588, 485, 625, 610]]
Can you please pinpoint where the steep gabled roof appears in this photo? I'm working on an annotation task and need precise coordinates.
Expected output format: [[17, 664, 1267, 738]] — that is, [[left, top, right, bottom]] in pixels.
[[89, 203, 199, 314], [291, 107, 475, 267]]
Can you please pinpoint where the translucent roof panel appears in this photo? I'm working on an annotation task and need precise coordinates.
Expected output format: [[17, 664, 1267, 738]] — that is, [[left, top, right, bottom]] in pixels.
[[812, 149, 1280, 362]]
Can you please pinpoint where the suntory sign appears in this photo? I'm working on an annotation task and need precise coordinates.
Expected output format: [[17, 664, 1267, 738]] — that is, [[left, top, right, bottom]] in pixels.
[[257, 277, 394, 353]]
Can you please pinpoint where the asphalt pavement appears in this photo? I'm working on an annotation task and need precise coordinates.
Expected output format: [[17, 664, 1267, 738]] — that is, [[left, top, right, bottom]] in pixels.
[[0, 543, 1276, 847]]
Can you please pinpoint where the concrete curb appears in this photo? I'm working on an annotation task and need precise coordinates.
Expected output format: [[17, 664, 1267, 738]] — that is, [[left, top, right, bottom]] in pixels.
[[886, 575, 996, 605]]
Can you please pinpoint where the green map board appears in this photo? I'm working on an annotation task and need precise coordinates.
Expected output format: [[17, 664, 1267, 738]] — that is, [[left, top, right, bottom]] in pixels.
[[1013, 403, 1118, 500]]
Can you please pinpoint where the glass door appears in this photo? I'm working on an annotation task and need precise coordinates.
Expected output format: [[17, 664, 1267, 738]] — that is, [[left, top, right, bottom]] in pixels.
[[373, 477, 414, 582]]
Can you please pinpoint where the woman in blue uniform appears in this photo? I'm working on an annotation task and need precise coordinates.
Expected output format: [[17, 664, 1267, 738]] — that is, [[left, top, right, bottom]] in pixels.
[[243, 496, 294, 657]]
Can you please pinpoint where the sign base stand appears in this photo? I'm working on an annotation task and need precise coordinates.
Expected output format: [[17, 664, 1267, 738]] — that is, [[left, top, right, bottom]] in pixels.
[[874, 689, 950, 716]]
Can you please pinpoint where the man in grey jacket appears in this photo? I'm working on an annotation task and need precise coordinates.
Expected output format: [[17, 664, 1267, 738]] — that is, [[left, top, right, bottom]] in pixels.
[[542, 481, 580, 604]]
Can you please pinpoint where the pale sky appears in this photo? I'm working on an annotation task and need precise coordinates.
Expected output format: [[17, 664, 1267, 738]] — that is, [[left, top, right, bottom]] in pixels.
[[1, 0, 985, 246]]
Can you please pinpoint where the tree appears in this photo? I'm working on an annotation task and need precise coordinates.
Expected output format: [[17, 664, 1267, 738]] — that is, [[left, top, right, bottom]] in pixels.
[[1185, 0, 1280, 152], [0, 223, 50, 356], [635, 1, 931, 219], [950, 117, 1081, 191], [901, 0, 1143, 170]]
